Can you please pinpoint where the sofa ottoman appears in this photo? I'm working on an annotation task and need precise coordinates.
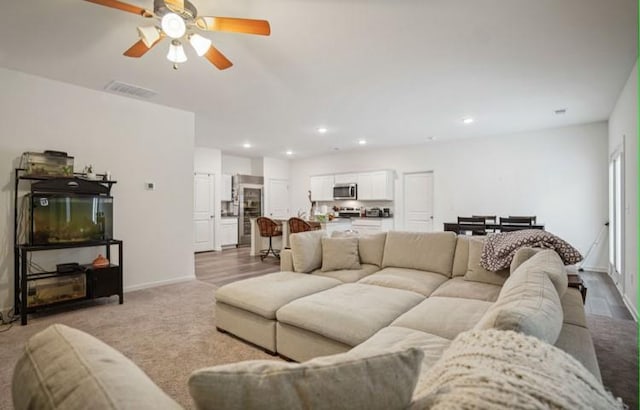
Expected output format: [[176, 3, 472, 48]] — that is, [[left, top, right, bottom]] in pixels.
[[215, 272, 341, 353], [276, 283, 424, 361]]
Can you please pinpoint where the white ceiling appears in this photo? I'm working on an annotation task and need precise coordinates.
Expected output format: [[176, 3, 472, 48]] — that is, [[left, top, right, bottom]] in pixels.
[[0, 0, 636, 158]]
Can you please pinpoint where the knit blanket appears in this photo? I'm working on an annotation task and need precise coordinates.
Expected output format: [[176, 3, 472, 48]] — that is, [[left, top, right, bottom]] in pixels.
[[411, 329, 624, 410], [480, 229, 583, 272]]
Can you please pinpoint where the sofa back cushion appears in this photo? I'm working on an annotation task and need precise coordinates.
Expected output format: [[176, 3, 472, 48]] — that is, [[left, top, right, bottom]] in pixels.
[[509, 247, 542, 273], [290, 230, 327, 273], [332, 231, 387, 267], [520, 249, 568, 297], [451, 236, 470, 277], [464, 238, 509, 285], [189, 347, 424, 410], [382, 231, 457, 277], [12, 324, 182, 410], [475, 253, 563, 344]]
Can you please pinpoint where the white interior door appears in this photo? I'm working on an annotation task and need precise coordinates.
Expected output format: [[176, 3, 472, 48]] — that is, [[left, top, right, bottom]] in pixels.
[[268, 179, 290, 219], [194, 173, 215, 252], [403, 172, 434, 232]]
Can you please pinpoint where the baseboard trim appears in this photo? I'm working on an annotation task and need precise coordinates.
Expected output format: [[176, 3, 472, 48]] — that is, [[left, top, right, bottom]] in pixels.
[[124, 275, 196, 293], [580, 265, 608, 273], [622, 294, 638, 322]]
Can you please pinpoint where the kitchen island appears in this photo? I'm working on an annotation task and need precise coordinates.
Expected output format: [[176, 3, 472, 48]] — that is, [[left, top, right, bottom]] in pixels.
[[249, 217, 394, 257]]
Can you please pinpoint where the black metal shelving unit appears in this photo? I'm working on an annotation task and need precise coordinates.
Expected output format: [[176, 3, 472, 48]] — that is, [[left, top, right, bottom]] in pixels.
[[13, 168, 124, 325]]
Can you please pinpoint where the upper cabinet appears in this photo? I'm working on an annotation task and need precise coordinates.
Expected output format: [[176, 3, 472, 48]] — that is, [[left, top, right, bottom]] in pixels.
[[310, 175, 335, 201], [310, 170, 394, 201], [334, 173, 359, 184], [222, 174, 233, 201], [358, 170, 394, 201]]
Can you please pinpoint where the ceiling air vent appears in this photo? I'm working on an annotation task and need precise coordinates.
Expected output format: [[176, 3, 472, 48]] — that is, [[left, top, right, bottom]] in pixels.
[[104, 80, 157, 99]]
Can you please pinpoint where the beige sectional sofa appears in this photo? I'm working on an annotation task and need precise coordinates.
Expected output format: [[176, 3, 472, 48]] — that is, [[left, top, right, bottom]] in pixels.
[[215, 230, 601, 382]]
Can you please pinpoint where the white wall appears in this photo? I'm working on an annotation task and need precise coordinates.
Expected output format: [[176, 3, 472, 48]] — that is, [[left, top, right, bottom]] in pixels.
[[194, 147, 223, 251], [290, 122, 609, 270], [0, 67, 195, 311], [608, 61, 638, 317]]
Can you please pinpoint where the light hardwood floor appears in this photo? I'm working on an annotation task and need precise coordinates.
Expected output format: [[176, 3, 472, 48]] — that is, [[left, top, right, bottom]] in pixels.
[[195, 247, 634, 320]]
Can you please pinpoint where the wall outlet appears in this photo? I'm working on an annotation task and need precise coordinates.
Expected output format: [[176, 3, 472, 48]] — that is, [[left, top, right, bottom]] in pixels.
[[145, 182, 155, 191]]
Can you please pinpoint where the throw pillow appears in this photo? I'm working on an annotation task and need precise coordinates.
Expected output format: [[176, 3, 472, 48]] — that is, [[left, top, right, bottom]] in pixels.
[[332, 231, 387, 267], [412, 329, 623, 409], [188, 347, 424, 410], [289, 230, 327, 273], [464, 238, 509, 285], [321, 237, 361, 271]]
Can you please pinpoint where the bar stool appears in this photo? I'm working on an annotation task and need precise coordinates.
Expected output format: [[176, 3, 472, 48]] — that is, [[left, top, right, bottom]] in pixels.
[[256, 217, 282, 261], [288, 217, 314, 234]]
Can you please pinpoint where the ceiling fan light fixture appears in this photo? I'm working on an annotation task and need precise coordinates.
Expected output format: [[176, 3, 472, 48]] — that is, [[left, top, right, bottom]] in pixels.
[[167, 40, 188, 63], [189, 33, 212, 56], [161, 12, 186, 39], [137, 25, 161, 48]]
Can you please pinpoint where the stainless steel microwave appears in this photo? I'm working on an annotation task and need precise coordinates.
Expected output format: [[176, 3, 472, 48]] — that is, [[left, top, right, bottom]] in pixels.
[[333, 183, 357, 200]]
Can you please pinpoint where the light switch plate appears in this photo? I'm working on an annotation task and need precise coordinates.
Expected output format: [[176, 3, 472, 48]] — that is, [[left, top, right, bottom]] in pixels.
[[145, 182, 155, 190]]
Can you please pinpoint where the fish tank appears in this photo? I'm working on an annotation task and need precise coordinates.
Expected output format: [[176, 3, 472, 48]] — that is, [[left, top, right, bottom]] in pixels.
[[30, 194, 113, 245]]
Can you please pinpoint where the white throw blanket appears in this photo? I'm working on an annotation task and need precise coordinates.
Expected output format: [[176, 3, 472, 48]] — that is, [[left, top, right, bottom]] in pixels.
[[411, 329, 623, 410]]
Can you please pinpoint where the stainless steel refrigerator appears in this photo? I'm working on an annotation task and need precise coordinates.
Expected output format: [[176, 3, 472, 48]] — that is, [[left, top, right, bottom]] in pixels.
[[234, 175, 264, 245]]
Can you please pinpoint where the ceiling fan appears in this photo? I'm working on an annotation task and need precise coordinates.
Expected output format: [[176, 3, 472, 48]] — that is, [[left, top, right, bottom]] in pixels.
[[84, 0, 271, 70]]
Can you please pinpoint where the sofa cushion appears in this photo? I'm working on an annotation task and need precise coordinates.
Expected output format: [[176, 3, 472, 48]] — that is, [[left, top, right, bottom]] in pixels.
[[277, 284, 424, 346], [333, 231, 388, 267], [410, 329, 618, 410], [554, 323, 602, 382], [381, 231, 457, 277], [464, 238, 509, 285], [431, 277, 501, 302], [561, 288, 587, 327], [509, 247, 542, 273], [451, 235, 470, 277], [312, 263, 379, 283], [358, 267, 449, 297], [392, 297, 493, 340], [215, 272, 341, 319], [189, 347, 423, 410], [519, 249, 568, 297], [290, 230, 327, 273], [475, 257, 563, 344], [351, 327, 451, 376], [321, 237, 361, 271], [12, 324, 182, 410]]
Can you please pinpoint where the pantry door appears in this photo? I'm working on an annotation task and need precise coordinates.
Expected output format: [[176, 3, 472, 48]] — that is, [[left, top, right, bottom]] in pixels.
[[403, 172, 434, 232], [194, 173, 215, 252]]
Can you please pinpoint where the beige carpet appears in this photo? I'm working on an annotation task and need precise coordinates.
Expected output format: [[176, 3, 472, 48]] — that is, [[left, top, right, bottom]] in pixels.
[[0, 280, 279, 410]]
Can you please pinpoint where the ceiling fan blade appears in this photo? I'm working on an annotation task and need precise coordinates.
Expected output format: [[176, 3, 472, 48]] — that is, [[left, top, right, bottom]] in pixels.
[[203, 45, 233, 70], [123, 37, 162, 58], [84, 0, 153, 17], [196, 17, 271, 36]]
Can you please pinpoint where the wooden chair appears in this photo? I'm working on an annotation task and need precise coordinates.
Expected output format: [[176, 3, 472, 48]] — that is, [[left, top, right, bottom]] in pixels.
[[256, 217, 282, 261], [288, 217, 314, 234], [499, 216, 534, 232], [457, 216, 486, 236]]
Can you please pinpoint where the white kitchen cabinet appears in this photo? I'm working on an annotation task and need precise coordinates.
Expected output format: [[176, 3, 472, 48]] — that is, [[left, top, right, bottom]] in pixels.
[[222, 174, 233, 202], [310, 175, 335, 201], [221, 218, 238, 246], [324, 220, 352, 235], [351, 218, 394, 234], [357, 170, 394, 201], [334, 173, 359, 184]]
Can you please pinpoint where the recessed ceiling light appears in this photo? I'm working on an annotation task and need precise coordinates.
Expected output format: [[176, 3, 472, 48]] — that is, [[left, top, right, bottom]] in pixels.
[[427, 136, 437, 141], [358, 139, 367, 145], [317, 127, 328, 134], [285, 150, 293, 156], [462, 117, 474, 124], [242, 143, 251, 148], [554, 108, 567, 115]]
